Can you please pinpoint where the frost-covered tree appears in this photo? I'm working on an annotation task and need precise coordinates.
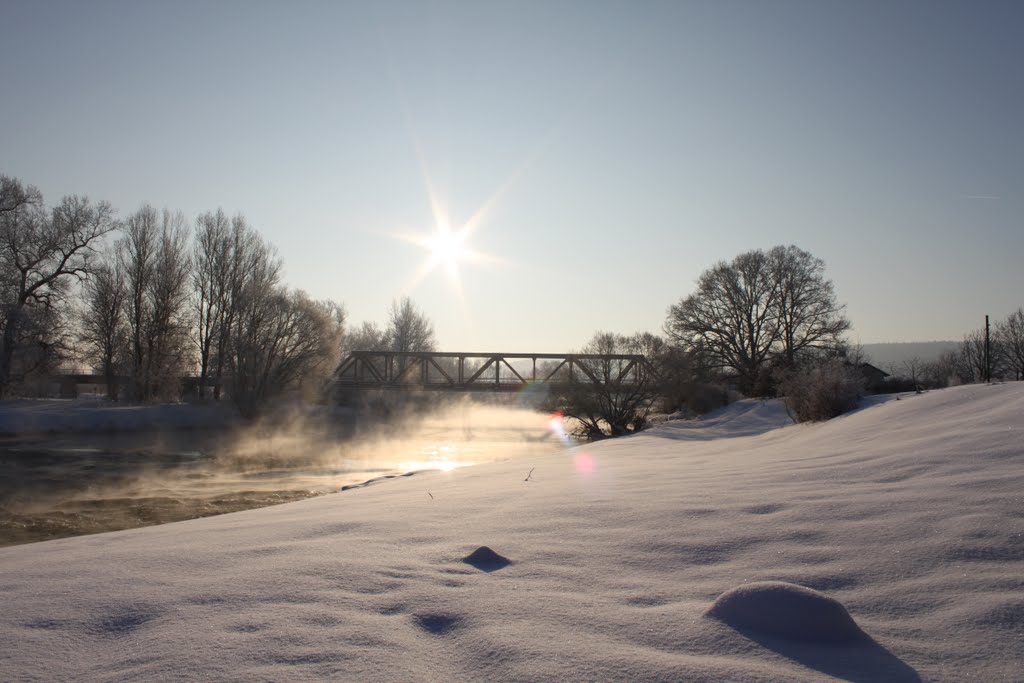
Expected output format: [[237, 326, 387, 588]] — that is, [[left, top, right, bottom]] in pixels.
[[0, 175, 117, 396], [192, 208, 232, 399], [192, 211, 268, 399], [118, 205, 192, 401], [386, 296, 435, 353], [228, 287, 343, 418], [78, 261, 126, 399], [344, 320, 388, 353]]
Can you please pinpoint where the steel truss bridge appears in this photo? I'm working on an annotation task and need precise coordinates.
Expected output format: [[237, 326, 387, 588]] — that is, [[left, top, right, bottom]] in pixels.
[[334, 351, 657, 392]]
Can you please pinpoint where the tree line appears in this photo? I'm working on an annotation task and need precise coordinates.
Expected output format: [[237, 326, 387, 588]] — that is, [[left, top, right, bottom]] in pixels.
[[888, 310, 1024, 390], [559, 245, 1024, 433], [5, 172, 1016, 428], [0, 174, 434, 417], [551, 245, 854, 434]]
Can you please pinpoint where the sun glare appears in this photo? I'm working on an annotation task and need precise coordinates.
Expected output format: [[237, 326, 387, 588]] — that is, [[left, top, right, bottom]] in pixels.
[[394, 217, 502, 299], [427, 226, 468, 274], [386, 139, 509, 299]]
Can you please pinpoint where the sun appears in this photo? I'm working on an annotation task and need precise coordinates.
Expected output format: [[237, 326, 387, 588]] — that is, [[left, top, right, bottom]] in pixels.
[[426, 225, 468, 275], [394, 217, 500, 298]]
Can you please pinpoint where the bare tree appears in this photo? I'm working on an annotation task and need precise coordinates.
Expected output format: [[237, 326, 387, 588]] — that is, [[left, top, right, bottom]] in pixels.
[[219, 230, 281, 413], [666, 246, 850, 395], [191, 211, 272, 400], [0, 176, 42, 215], [996, 308, 1024, 381], [768, 245, 850, 365], [957, 329, 989, 383], [228, 288, 343, 418], [344, 320, 387, 353], [919, 351, 957, 389], [117, 205, 192, 401], [386, 297, 435, 353], [899, 356, 926, 392], [78, 261, 126, 399], [146, 213, 192, 397], [119, 205, 156, 398], [192, 209, 232, 398], [547, 331, 663, 438], [666, 250, 779, 392], [0, 176, 117, 396]]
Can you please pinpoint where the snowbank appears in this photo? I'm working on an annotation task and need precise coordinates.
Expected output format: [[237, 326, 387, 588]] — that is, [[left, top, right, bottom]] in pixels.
[[1, 384, 1022, 681]]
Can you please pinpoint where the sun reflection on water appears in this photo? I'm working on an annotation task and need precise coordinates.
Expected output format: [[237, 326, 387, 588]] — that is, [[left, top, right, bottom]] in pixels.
[[396, 444, 467, 473]]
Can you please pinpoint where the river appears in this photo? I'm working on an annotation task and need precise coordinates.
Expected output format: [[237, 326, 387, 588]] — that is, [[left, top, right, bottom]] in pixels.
[[0, 402, 568, 547]]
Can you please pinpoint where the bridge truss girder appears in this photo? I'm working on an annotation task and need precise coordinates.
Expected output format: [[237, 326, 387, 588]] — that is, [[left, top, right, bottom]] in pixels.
[[334, 351, 656, 393]]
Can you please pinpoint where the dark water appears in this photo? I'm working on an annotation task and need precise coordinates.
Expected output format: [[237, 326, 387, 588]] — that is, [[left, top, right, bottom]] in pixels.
[[0, 405, 564, 547]]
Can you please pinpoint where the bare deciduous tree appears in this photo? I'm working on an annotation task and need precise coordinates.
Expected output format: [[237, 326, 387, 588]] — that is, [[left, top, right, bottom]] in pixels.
[[957, 329, 990, 383], [386, 297, 435, 353], [666, 250, 779, 392], [996, 308, 1024, 381], [920, 350, 959, 388], [192, 209, 232, 398], [547, 331, 663, 438], [768, 245, 850, 365], [118, 205, 192, 401], [78, 261, 126, 399], [666, 246, 849, 395], [228, 287, 343, 418], [344, 320, 387, 353], [0, 176, 117, 396], [900, 356, 926, 392]]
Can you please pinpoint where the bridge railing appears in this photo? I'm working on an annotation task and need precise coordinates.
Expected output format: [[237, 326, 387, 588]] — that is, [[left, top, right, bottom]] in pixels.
[[334, 351, 658, 392]]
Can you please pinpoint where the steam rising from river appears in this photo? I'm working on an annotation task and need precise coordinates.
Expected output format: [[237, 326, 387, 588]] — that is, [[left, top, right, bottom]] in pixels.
[[214, 400, 566, 491], [0, 399, 570, 546]]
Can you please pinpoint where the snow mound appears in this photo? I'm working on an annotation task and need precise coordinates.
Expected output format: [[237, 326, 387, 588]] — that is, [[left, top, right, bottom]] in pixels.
[[707, 581, 867, 643], [658, 398, 794, 441], [462, 546, 512, 572], [412, 613, 462, 635]]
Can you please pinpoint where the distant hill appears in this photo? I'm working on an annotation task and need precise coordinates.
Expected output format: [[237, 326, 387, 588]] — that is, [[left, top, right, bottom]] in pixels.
[[860, 341, 959, 371]]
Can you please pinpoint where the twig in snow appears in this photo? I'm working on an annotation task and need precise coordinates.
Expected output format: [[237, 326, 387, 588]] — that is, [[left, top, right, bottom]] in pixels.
[[524, 467, 535, 482], [428, 491, 434, 500]]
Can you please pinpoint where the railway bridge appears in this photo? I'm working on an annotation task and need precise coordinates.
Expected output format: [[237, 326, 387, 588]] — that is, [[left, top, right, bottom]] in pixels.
[[334, 351, 657, 393]]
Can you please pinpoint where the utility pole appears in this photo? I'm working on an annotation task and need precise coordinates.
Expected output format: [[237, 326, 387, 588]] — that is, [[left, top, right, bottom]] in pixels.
[[984, 315, 991, 383]]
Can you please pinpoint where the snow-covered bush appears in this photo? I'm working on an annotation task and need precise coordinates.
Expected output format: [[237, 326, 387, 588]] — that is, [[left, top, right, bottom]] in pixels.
[[779, 361, 863, 422]]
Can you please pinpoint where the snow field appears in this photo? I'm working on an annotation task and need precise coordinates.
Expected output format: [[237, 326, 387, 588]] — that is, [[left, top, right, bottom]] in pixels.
[[1, 383, 1022, 681]]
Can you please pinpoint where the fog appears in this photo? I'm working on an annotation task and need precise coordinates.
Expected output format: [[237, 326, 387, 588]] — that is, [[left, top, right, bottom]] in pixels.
[[0, 398, 568, 546]]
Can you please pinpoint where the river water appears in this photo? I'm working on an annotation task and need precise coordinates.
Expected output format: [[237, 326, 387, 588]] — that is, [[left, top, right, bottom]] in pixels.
[[0, 403, 568, 547]]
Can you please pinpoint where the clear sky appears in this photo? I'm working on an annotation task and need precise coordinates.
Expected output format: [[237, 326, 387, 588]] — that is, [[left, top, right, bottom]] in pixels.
[[2, 0, 1021, 351]]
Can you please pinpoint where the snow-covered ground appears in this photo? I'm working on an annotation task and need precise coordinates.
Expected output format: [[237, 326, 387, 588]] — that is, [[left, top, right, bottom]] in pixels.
[[1, 384, 1022, 681]]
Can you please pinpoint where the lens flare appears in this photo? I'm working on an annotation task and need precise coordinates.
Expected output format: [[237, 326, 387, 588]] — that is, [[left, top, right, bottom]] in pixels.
[[547, 411, 576, 448], [574, 452, 595, 475]]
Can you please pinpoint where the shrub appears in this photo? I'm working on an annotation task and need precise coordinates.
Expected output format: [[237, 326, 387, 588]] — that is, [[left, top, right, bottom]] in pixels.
[[779, 361, 864, 423]]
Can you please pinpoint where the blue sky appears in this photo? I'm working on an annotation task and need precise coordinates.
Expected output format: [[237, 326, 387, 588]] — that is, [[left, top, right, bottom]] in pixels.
[[2, 0, 1021, 351]]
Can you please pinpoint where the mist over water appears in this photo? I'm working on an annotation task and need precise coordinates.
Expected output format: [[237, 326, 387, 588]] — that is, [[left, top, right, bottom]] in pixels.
[[0, 400, 568, 547]]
